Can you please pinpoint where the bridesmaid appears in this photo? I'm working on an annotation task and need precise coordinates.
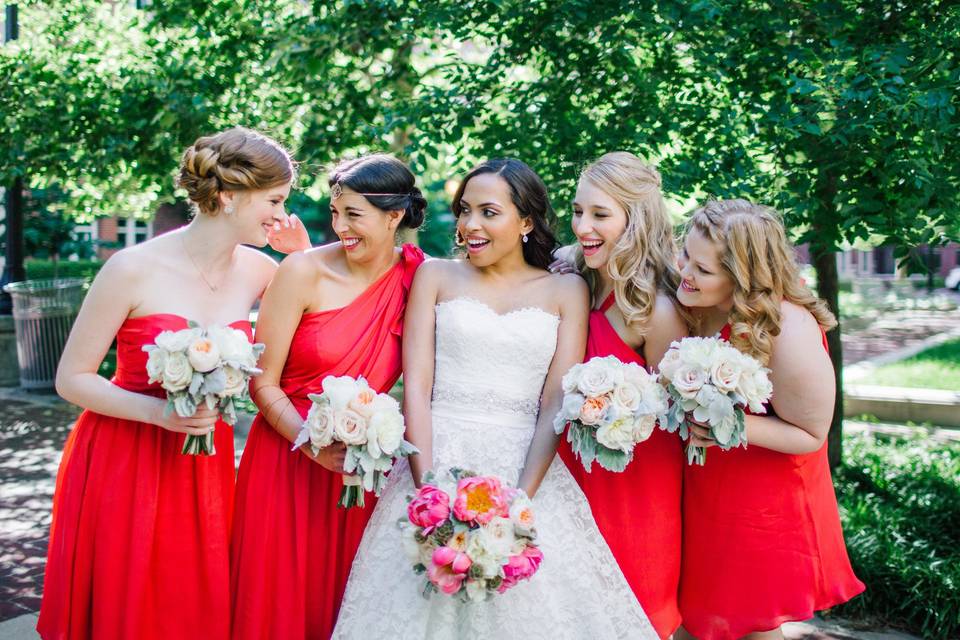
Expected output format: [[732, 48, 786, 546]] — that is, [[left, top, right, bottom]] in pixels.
[[230, 154, 426, 640], [38, 127, 300, 640], [556, 152, 687, 639], [676, 199, 864, 640]]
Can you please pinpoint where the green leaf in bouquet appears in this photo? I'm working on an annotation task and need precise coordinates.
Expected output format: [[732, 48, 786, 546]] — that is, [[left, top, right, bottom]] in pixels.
[[202, 368, 227, 396], [172, 393, 197, 418], [220, 397, 237, 426], [306, 393, 326, 404], [188, 320, 201, 329], [570, 423, 597, 472], [343, 447, 362, 474], [421, 580, 437, 600], [596, 445, 630, 472], [163, 397, 176, 417], [413, 563, 426, 574], [421, 470, 437, 485], [188, 372, 204, 396], [397, 440, 420, 456]]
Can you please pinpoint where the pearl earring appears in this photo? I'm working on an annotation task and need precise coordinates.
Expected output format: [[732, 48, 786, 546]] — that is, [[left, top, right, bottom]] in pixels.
[[224, 204, 235, 215]]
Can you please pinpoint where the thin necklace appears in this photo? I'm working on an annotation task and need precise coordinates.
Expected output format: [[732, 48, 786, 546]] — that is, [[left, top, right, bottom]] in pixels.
[[181, 233, 232, 292]]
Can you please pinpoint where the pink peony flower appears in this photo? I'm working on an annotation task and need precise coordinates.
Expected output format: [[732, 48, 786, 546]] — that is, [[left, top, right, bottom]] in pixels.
[[498, 546, 544, 593], [579, 395, 611, 426], [407, 485, 451, 534], [453, 476, 509, 526], [428, 546, 472, 595]]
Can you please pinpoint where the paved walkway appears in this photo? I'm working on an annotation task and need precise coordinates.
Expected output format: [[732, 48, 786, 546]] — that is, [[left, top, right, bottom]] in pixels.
[[841, 308, 959, 365]]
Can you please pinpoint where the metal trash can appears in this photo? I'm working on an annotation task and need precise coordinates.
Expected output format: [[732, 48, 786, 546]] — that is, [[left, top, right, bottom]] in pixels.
[[2, 278, 87, 389]]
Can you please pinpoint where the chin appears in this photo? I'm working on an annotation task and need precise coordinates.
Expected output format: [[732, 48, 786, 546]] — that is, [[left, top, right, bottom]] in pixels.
[[582, 252, 607, 272], [676, 288, 699, 307]]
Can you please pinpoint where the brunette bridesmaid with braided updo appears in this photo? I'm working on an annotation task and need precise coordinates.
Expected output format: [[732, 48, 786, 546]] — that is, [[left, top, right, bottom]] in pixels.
[[38, 127, 307, 640]]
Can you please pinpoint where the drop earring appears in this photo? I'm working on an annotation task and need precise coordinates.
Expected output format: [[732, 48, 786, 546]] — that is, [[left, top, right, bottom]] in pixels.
[[455, 231, 465, 247], [522, 233, 529, 244]]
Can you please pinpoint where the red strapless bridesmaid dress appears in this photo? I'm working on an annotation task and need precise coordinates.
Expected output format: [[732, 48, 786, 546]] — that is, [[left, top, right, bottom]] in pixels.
[[38, 313, 249, 640], [557, 292, 683, 639], [679, 324, 864, 640], [230, 244, 423, 640]]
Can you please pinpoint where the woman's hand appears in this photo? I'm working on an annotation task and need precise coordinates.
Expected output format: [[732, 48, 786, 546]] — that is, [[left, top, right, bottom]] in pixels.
[[302, 441, 347, 473], [150, 400, 219, 436], [687, 416, 717, 449], [267, 213, 311, 254]]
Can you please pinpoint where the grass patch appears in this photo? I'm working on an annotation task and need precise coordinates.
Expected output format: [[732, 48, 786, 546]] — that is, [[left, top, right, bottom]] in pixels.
[[868, 338, 960, 391], [833, 431, 960, 638]]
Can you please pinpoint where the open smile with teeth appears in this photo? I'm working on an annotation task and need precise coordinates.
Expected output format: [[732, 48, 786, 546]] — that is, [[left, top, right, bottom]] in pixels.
[[342, 237, 361, 249], [681, 280, 700, 292], [580, 239, 604, 255], [466, 237, 490, 251]]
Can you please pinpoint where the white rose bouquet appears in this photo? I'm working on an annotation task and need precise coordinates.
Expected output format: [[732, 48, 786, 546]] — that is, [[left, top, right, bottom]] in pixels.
[[292, 375, 418, 508], [657, 336, 773, 465], [400, 467, 543, 602], [552, 356, 669, 472], [143, 322, 264, 455]]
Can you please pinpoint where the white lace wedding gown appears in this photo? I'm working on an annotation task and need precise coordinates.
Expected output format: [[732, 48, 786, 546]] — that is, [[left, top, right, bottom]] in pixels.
[[332, 297, 657, 639]]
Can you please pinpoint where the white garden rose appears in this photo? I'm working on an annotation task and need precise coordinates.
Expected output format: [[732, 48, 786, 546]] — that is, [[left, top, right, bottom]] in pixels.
[[322, 375, 363, 411], [155, 327, 201, 353], [485, 516, 517, 557], [207, 325, 255, 368], [631, 413, 657, 443], [596, 417, 636, 454], [745, 368, 773, 413], [710, 348, 744, 393], [161, 351, 193, 392], [612, 380, 643, 413], [366, 409, 405, 458], [561, 362, 585, 394], [508, 494, 535, 534], [187, 337, 221, 373], [671, 364, 708, 399], [304, 402, 336, 450], [333, 409, 368, 446], [220, 366, 247, 397], [657, 345, 683, 380], [145, 349, 166, 382], [678, 336, 721, 369], [576, 357, 624, 397]]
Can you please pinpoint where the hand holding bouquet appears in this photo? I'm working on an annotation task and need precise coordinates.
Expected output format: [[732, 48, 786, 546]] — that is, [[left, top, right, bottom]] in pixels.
[[143, 323, 264, 455], [657, 336, 773, 465], [553, 356, 669, 472], [293, 375, 418, 508], [401, 468, 542, 602]]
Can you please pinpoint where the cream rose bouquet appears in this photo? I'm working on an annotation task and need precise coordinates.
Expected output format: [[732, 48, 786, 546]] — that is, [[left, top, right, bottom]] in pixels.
[[400, 467, 543, 602], [552, 356, 669, 472], [293, 375, 418, 508], [143, 323, 264, 455], [657, 336, 773, 465]]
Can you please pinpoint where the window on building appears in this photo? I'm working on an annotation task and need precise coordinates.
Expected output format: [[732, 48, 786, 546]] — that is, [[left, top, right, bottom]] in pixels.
[[117, 218, 152, 247], [873, 246, 896, 275]]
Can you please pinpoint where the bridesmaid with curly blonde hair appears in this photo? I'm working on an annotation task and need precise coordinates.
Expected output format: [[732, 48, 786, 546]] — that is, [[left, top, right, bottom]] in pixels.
[[676, 199, 863, 640], [556, 151, 687, 639]]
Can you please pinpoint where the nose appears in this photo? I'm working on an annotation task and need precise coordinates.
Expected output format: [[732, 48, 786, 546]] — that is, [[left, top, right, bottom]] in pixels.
[[332, 212, 349, 236], [460, 210, 482, 232]]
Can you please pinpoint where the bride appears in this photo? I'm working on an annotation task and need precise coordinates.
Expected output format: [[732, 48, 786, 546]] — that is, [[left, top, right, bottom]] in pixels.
[[333, 159, 657, 639]]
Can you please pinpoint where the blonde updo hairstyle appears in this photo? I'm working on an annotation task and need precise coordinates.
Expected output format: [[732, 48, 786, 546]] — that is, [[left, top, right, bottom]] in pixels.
[[685, 198, 837, 365], [176, 127, 295, 216], [575, 152, 688, 334]]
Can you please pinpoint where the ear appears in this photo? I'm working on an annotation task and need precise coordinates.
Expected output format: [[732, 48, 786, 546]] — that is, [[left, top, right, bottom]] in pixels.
[[386, 208, 405, 231], [519, 215, 535, 237], [219, 191, 236, 209]]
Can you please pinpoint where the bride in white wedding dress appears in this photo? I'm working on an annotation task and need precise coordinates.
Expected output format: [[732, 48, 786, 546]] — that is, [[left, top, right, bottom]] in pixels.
[[333, 160, 657, 640]]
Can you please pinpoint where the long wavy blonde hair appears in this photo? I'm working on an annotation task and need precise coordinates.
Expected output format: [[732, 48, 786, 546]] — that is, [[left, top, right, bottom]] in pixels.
[[574, 152, 688, 333], [685, 199, 836, 364]]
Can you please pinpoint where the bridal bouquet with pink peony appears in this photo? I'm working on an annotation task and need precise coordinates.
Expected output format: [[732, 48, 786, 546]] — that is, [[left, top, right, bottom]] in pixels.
[[293, 375, 418, 508], [657, 336, 773, 465], [553, 356, 669, 472], [143, 322, 264, 455], [400, 468, 543, 602]]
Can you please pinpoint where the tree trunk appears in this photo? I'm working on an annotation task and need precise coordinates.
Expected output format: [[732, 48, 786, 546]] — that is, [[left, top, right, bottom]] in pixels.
[[812, 243, 844, 469]]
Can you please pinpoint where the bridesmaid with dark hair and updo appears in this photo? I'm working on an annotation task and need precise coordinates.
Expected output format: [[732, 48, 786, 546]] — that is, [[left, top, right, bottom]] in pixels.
[[38, 127, 307, 640], [230, 154, 427, 640]]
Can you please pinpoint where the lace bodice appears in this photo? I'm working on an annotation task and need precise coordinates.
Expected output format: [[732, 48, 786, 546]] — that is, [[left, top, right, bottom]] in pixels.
[[432, 297, 560, 417]]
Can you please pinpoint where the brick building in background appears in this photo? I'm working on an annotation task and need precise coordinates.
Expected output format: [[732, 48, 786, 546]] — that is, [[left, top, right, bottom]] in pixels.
[[75, 202, 191, 260]]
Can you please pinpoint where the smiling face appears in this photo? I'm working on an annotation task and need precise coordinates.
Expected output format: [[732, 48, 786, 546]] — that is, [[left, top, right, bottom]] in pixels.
[[677, 227, 736, 310], [330, 186, 402, 263], [571, 178, 629, 271], [221, 181, 292, 247], [455, 172, 532, 268]]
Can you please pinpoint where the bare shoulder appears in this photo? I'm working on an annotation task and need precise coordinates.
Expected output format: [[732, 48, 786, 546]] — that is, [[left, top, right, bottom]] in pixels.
[[93, 244, 149, 286], [650, 292, 686, 331], [414, 257, 462, 287], [274, 247, 323, 283], [546, 271, 589, 300], [237, 245, 278, 271], [773, 300, 824, 354]]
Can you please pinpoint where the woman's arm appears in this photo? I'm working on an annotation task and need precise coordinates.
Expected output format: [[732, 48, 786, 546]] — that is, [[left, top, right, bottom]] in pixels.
[[251, 251, 345, 472], [640, 293, 688, 372], [689, 303, 835, 455], [54, 251, 218, 435], [518, 275, 589, 496], [402, 261, 442, 487]]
